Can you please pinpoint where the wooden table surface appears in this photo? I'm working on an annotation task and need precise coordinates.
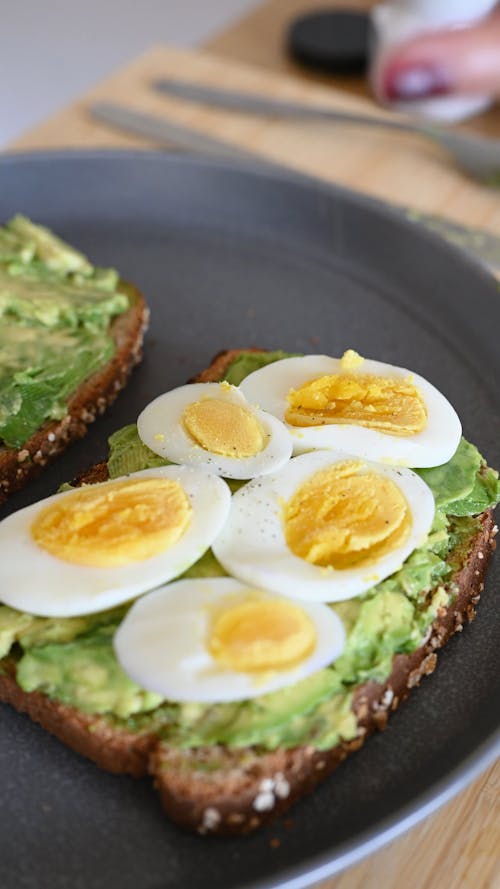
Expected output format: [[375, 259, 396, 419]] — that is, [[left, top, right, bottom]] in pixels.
[[7, 2, 500, 887]]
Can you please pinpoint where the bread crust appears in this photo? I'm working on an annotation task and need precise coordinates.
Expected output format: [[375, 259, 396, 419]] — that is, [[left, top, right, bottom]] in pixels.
[[0, 281, 148, 504], [0, 659, 154, 778], [0, 348, 497, 835]]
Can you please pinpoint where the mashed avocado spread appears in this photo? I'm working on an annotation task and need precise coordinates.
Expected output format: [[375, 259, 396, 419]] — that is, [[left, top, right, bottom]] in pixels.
[[0, 351, 498, 753], [0, 216, 129, 448]]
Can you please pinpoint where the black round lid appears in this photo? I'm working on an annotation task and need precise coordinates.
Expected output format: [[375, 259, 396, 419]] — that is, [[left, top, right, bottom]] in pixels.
[[288, 9, 370, 75]]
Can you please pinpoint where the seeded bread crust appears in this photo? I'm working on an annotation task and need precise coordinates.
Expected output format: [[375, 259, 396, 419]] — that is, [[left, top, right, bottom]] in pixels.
[[0, 349, 496, 835], [0, 659, 155, 778], [0, 281, 148, 504]]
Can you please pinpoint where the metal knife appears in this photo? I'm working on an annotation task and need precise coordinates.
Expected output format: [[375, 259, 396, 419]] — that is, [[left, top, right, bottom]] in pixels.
[[90, 102, 258, 162], [153, 78, 410, 131], [89, 101, 500, 277]]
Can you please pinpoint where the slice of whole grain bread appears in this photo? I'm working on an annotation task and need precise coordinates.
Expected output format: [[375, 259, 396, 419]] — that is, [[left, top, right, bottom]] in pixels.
[[0, 349, 496, 835], [0, 280, 148, 504]]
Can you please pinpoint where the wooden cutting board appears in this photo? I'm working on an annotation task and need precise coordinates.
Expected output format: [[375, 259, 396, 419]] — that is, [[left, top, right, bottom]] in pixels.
[[10, 45, 500, 236], [7, 35, 500, 889]]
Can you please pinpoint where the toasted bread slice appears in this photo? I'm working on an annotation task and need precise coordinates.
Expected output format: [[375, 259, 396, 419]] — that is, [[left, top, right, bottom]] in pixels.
[[0, 281, 148, 504], [0, 349, 497, 835]]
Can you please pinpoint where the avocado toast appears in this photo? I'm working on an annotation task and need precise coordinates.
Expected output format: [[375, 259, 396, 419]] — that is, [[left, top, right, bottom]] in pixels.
[[0, 216, 148, 503], [0, 348, 498, 835]]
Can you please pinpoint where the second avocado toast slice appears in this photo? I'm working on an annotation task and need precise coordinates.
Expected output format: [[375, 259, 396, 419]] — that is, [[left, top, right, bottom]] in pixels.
[[0, 216, 148, 503]]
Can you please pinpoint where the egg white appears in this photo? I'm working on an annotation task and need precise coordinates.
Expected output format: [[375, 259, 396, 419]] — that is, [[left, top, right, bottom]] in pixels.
[[113, 577, 346, 703], [239, 355, 462, 468], [0, 467, 231, 618], [137, 382, 293, 479], [212, 450, 436, 603]]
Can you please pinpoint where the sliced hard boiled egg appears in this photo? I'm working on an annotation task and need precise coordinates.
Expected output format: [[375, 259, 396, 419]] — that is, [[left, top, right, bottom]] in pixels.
[[113, 577, 345, 702], [212, 450, 435, 603], [0, 467, 231, 617], [137, 381, 293, 479], [239, 352, 462, 468]]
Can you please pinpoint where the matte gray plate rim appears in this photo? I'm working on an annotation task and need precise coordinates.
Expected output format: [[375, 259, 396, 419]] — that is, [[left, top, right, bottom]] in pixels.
[[2, 146, 498, 282], [260, 734, 499, 889]]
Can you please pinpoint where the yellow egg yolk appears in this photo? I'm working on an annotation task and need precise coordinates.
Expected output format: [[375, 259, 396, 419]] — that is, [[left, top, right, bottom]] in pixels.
[[285, 461, 411, 569], [340, 348, 365, 370], [209, 598, 316, 672], [285, 367, 427, 436], [31, 478, 192, 567], [183, 398, 265, 458]]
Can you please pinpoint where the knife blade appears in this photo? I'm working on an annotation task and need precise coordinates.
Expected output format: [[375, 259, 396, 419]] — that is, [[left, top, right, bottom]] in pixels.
[[153, 77, 410, 132], [90, 102, 258, 162], [89, 100, 500, 278]]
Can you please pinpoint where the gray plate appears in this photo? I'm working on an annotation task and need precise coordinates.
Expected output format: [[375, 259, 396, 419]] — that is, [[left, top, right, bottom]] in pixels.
[[0, 151, 499, 889]]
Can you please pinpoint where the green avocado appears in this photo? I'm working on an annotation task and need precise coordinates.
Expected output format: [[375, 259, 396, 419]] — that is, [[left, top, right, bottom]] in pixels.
[[222, 350, 299, 386], [6, 215, 94, 275], [107, 424, 169, 479], [0, 606, 34, 660], [0, 217, 129, 448], [2, 351, 499, 752], [332, 590, 417, 685], [17, 626, 162, 719], [173, 669, 346, 749], [417, 438, 481, 508]]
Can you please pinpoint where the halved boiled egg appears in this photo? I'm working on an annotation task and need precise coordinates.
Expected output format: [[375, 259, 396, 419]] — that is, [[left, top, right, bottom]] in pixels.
[[137, 381, 293, 479], [0, 467, 231, 617], [113, 577, 345, 702], [212, 450, 435, 603], [239, 351, 462, 468]]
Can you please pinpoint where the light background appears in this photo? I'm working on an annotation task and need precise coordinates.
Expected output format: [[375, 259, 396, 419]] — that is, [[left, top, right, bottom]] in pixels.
[[1, 0, 258, 146]]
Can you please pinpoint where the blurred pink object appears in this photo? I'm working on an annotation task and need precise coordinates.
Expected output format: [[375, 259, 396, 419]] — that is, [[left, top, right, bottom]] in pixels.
[[371, 0, 498, 122]]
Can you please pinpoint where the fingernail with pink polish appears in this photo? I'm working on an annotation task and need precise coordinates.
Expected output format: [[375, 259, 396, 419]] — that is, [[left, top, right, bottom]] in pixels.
[[383, 63, 453, 101]]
